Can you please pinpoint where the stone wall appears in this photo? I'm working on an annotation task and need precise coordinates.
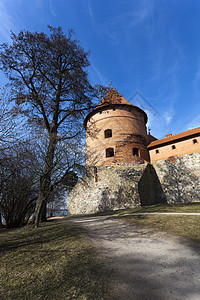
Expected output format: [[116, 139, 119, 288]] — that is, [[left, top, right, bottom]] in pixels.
[[68, 152, 200, 215], [153, 152, 200, 203], [68, 164, 146, 215]]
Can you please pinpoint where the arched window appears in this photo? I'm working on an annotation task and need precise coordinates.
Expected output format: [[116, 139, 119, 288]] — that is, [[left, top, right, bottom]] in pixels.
[[106, 148, 114, 157], [133, 148, 139, 156], [104, 129, 112, 138]]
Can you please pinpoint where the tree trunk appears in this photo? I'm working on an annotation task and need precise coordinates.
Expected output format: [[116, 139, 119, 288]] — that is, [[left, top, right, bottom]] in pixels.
[[41, 201, 47, 222], [0, 213, 2, 227], [34, 133, 57, 228]]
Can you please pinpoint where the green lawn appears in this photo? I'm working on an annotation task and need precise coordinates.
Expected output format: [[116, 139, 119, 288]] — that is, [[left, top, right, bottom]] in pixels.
[[1, 203, 199, 299], [0, 219, 114, 300], [70, 202, 200, 243], [118, 202, 200, 214], [69, 202, 200, 219], [117, 203, 200, 242]]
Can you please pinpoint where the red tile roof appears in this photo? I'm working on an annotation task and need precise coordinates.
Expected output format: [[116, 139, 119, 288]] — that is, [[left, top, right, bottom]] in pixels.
[[84, 88, 147, 128], [147, 127, 200, 149], [97, 88, 133, 107]]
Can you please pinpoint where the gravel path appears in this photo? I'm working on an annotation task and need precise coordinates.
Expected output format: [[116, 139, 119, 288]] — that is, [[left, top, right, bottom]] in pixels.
[[71, 215, 200, 300]]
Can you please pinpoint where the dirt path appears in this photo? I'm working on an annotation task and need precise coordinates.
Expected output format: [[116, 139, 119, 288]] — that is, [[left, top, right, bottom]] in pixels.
[[70, 215, 200, 300]]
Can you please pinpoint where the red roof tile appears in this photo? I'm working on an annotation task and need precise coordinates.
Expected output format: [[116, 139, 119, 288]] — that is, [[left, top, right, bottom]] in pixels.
[[97, 88, 133, 107], [147, 127, 200, 149], [84, 88, 147, 128]]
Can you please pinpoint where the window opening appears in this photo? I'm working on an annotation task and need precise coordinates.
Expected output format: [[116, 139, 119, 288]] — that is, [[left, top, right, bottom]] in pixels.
[[105, 129, 112, 138], [156, 149, 159, 154], [94, 167, 98, 182], [106, 148, 114, 157], [172, 145, 176, 150], [193, 139, 197, 144], [133, 148, 139, 156]]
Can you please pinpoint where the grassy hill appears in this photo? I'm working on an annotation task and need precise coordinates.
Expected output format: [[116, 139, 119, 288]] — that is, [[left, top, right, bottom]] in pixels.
[[116, 203, 200, 243], [0, 219, 114, 300], [0, 203, 199, 299]]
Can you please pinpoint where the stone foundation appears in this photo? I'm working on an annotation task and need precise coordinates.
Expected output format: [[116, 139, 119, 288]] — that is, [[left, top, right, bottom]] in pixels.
[[67, 152, 200, 215], [153, 152, 200, 203], [68, 164, 146, 214]]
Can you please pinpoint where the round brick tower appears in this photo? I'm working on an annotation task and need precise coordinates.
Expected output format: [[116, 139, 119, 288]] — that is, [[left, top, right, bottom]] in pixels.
[[84, 88, 149, 166]]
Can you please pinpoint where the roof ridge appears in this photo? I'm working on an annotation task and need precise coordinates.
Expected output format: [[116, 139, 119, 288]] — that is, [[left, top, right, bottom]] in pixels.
[[148, 126, 200, 148]]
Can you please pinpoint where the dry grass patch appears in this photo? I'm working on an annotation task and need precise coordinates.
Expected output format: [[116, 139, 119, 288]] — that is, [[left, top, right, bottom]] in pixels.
[[119, 214, 200, 242], [0, 219, 114, 300], [118, 202, 200, 214], [69, 203, 200, 219]]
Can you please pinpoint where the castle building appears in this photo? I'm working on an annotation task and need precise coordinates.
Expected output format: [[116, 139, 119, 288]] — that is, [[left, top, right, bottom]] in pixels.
[[68, 89, 200, 215], [84, 88, 151, 166], [148, 127, 200, 162]]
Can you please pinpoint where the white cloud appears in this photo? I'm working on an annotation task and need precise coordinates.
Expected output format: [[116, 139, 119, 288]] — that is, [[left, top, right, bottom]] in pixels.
[[87, 1, 95, 26], [163, 109, 174, 125], [0, 1, 14, 41], [49, 0, 56, 17], [194, 65, 200, 93], [185, 109, 200, 130], [90, 63, 108, 86]]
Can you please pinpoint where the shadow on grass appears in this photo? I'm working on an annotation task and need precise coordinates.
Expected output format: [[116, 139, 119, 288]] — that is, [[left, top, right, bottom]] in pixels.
[[71, 213, 200, 299], [118, 214, 200, 255], [0, 219, 114, 300], [0, 221, 83, 254]]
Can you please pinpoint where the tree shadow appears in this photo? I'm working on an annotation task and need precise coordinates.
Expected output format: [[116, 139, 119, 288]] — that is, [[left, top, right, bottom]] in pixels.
[[156, 157, 199, 203], [74, 216, 200, 299], [98, 167, 144, 212]]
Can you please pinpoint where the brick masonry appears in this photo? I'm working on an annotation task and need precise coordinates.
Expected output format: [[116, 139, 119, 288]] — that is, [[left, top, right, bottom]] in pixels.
[[85, 106, 150, 166], [67, 89, 200, 214], [149, 136, 200, 162]]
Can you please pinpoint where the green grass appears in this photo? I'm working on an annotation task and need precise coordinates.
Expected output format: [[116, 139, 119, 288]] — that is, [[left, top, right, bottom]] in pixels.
[[69, 202, 200, 218], [0, 219, 114, 300], [117, 203, 200, 243], [119, 202, 200, 214], [69, 202, 200, 243]]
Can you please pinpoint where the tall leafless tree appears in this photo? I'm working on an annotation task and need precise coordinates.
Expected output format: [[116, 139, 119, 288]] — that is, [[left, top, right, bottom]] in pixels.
[[0, 26, 107, 227]]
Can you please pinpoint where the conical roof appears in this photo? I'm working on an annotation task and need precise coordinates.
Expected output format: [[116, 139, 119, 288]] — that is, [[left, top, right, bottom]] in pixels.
[[97, 88, 133, 107], [84, 88, 147, 128]]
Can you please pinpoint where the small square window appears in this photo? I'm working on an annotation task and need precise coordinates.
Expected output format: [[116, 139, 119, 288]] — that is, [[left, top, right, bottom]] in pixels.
[[193, 139, 197, 144], [172, 145, 176, 150], [133, 148, 139, 156], [156, 149, 159, 154], [105, 129, 112, 138], [106, 148, 114, 157]]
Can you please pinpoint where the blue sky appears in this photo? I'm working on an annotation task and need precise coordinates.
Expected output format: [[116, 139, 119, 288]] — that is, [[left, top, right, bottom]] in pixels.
[[0, 0, 200, 138]]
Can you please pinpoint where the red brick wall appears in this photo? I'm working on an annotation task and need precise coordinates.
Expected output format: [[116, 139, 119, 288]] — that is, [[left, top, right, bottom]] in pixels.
[[85, 106, 149, 166], [149, 136, 200, 162]]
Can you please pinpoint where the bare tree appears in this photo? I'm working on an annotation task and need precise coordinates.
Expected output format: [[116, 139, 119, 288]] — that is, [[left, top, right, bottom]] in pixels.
[[0, 26, 107, 227], [0, 144, 38, 228], [0, 88, 24, 150]]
